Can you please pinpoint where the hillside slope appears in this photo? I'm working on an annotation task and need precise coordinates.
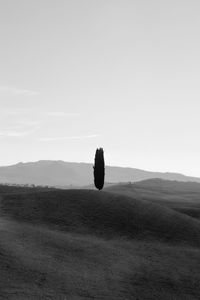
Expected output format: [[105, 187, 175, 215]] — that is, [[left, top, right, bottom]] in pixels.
[[1, 189, 200, 246], [0, 188, 200, 299], [105, 179, 200, 219]]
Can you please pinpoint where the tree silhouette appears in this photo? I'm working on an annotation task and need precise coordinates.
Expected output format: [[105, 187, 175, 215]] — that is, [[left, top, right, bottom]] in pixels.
[[93, 148, 105, 190]]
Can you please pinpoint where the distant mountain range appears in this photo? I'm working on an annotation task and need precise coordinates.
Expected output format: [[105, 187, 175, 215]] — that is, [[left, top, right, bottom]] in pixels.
[[0, 160, 199, 187]]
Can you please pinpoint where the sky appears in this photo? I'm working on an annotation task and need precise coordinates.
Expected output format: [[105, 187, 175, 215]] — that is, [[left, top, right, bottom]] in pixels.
[[0, 0, 200, 176]]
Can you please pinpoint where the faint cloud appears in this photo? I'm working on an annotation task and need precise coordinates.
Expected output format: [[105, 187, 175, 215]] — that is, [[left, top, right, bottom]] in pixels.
[[0, 110, 20, 116], [0, 131, 32, 137], [0, 86, 39, 96], [39, 134, 99, 142], [0, 123, 40, 138], [18, 121, 41, 126], [44, 112, 80, 117]]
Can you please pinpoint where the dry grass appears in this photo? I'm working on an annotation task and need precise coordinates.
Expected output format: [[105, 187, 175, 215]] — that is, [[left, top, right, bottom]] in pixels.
[[0, 187, 199, 299], [105, 179, 200, 220]]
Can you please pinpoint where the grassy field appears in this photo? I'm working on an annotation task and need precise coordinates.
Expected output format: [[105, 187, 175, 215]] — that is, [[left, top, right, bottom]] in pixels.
[[0, 184, 200, 299], [105, 179, 200, 220]]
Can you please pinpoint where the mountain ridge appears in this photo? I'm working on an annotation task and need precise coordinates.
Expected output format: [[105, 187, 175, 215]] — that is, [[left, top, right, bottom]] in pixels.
[[0, 160, 200, 187]]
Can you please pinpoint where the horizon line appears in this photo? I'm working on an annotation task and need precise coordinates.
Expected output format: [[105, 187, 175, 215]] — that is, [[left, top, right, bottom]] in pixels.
[[0, 159, 199, 178]]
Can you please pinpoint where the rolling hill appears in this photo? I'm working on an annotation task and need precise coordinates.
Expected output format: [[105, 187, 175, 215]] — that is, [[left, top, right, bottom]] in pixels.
[[0, 160, 200, 187], [105, 179, 200, 220], [0, 186, 200, 299]]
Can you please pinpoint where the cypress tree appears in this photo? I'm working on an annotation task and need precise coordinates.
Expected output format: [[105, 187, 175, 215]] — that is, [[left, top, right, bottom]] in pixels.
[[93, 148, 105, 190]]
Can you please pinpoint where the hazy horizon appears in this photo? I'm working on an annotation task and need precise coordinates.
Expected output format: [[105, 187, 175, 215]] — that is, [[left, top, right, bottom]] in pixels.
[[0, 159, 200, 179], [1, 1, 200, 176]]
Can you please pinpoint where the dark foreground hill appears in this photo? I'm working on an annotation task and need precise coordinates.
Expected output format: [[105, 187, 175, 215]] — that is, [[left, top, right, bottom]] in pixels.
[[0, 188, 200, 299], [105, 179, 200, 220], [0, 160, 200, 187], [1, 189, 200, 246]]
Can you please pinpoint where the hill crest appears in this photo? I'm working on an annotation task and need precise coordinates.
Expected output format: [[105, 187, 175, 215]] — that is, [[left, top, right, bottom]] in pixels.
[[1, 189, 200, 247]]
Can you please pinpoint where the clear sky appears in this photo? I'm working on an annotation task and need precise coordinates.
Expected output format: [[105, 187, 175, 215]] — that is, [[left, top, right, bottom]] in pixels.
[[0, 0, 200, 176]]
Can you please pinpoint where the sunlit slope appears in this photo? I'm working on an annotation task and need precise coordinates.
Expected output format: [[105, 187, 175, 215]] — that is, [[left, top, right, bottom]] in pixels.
[[1, 189, 200, 246]]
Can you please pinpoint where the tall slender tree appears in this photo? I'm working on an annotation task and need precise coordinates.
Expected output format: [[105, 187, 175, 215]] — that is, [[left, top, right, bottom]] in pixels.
[[93, 148, 105, 190]]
